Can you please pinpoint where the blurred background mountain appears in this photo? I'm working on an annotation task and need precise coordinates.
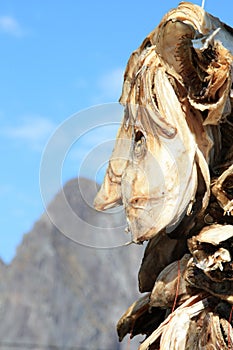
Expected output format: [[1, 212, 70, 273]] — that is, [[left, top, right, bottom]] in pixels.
[[0, 178, 144, 350]]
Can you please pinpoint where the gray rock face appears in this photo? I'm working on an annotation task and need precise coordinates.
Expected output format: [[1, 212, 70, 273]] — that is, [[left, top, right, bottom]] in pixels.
[[0, 178, 143, 350]]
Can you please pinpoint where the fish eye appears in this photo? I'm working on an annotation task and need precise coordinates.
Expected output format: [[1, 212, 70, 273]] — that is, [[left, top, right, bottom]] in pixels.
[[135, 130, 144, 142], [142, 39, 152, 50], [134, 129, 146, 157]]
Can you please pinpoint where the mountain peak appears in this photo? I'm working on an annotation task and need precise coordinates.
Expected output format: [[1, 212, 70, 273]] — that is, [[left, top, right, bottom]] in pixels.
[[1, 177, 143, 349]]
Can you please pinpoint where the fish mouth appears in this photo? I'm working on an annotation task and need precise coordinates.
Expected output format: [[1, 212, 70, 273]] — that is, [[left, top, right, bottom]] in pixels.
[[126, 196, 166, 241], [128, 195, 165, 209], [126, 195, 180, 242], [94, 196, 122, 211]]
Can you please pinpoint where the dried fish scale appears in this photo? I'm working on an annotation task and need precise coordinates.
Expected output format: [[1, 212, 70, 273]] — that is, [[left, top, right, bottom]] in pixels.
[[94, 2, 233, 349]]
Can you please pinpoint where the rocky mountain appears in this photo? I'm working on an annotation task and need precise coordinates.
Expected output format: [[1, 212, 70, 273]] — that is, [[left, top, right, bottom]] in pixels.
[[0, 178, 144, 350]]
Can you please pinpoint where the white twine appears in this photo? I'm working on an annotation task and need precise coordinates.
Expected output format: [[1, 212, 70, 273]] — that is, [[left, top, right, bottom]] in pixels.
[[201, 0, 205, 9]]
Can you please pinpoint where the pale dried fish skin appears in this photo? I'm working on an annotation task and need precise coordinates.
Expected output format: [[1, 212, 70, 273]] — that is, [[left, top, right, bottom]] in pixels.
[[149, 254, 193, 309], [195, 247, 231, 272], [94, 108, 133, 211], [212, 164, 233, 215], [138, 233, 188, 292], [192, 224, 233, 245], [138, 295, 211, 350], [121, 65, 201, 242], [197, 312, 233, 349]]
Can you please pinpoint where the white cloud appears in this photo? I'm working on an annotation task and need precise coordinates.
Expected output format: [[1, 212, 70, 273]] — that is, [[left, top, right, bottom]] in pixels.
[[0, 16, 23, 37], [3, 116, 56, 151], [97, 67, 124, 101]]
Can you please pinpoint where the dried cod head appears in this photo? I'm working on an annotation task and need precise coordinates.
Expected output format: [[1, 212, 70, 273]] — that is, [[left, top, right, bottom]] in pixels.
[[120, 65, 201, 242], [185, 259, 233, 305], [188, 224, 233, 272], [154, 2, 233, 126], [138, 295, 212, 350], [94, 2, 233, 243], [116, 294, 166, 342], [149, 254, 194, 309]]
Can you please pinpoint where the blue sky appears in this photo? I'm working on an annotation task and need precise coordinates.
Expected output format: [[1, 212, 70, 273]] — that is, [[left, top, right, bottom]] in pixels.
[[0, 0, 232, 263]]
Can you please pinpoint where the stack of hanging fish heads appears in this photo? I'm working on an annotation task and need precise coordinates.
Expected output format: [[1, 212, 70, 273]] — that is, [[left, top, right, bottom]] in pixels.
[[94, 2, 233, 349]]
